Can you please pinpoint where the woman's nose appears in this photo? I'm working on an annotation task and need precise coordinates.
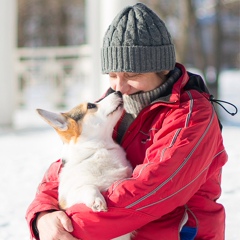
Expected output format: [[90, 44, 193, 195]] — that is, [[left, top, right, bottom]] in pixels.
[[115, 76, 130, 94]]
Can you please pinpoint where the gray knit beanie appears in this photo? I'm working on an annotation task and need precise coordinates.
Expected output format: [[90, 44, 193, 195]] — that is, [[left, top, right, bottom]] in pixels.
[[101, 3, 176, 73]]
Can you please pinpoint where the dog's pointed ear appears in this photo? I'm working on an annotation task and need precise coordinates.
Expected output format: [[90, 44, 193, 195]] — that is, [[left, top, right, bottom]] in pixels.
[[36, 109, 68, 131]]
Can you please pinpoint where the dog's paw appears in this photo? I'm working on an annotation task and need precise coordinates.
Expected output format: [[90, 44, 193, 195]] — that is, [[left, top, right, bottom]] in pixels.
[[91, 197, 107, 212]]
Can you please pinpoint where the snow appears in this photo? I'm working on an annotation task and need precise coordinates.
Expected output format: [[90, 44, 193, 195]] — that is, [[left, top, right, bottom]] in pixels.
[[0, 70, 239, 239], [220, 126, 240, 240], [0, 114, 62, 240]]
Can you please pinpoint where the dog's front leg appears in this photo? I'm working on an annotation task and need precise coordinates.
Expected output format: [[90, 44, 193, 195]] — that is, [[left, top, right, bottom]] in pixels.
[[66, 185, 107, 212]]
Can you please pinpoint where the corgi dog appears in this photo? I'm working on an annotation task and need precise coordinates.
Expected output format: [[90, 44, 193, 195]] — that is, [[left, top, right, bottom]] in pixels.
[[37, 91, 132, 239]]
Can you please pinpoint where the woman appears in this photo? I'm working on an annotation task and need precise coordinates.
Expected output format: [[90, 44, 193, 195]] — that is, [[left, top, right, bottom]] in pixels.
[[26, 3, 228, 239]]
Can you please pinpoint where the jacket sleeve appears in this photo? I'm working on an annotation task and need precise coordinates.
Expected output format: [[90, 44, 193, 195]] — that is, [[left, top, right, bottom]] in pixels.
[[64, 91, 227, 239], [25, 160, 62, 239]]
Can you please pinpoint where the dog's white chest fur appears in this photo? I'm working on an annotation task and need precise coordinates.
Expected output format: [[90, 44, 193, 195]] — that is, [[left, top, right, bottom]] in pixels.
[[59, 140, 132, 211]]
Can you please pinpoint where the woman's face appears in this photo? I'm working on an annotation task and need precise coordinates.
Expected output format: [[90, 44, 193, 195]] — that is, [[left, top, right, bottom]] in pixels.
[[108, 72, 168, 95]]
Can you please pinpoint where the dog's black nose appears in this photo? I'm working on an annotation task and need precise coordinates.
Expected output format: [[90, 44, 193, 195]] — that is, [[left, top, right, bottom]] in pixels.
[[115, 91, 122, 97]]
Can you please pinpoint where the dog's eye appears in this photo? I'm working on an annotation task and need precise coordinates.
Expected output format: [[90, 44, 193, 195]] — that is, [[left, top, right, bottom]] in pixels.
[[87, 103, 97, 109]]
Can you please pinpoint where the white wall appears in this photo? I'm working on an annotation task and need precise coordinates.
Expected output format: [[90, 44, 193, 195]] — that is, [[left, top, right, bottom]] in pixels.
[[0, 0, 17, 126]]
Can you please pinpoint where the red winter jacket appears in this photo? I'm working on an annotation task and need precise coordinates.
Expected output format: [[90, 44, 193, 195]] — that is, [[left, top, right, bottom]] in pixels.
[[26, 63, 227, 239]]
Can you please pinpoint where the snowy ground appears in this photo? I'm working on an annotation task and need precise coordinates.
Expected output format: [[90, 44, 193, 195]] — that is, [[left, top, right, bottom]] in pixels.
[[0, 70, 239, 239]]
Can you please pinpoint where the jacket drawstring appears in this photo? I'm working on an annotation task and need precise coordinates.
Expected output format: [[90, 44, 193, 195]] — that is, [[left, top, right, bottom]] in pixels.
[[209, 95, 238, 116]]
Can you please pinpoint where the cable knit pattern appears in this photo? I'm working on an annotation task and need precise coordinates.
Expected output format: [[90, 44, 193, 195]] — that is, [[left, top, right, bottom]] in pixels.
[[101, 3, 175, 73]]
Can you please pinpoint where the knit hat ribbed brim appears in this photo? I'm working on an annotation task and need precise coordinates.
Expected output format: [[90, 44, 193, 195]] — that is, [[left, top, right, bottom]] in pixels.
[[101, 3, 176, 73]]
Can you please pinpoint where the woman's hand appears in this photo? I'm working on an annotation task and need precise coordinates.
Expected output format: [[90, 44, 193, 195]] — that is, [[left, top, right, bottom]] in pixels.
[[36, 210, 79, 240]]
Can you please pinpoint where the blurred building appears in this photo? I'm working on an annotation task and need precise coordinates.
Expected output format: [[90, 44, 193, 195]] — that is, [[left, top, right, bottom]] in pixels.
[[1, 0, 239, 126]]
